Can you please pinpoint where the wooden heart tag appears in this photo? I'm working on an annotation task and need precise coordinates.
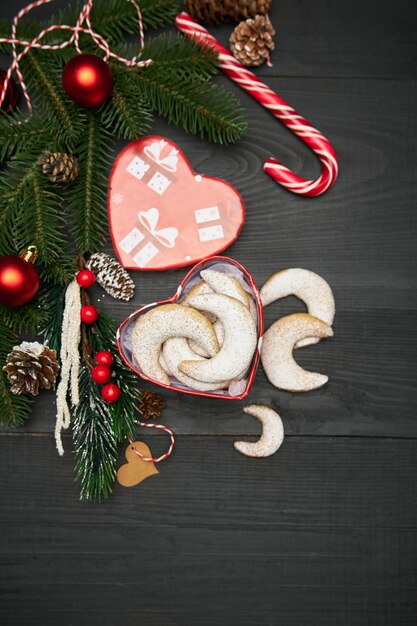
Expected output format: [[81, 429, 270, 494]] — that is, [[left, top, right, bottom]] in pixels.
[[117, 441, 159, 488]]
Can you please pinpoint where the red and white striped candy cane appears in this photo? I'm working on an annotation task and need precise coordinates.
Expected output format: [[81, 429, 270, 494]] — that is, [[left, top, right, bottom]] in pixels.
[[176, 12, 338, 197], [129, 420, 175, 463]]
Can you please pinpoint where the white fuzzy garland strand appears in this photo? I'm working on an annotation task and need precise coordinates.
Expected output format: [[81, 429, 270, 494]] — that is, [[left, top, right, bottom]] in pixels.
[[55, 280, 81, 456]]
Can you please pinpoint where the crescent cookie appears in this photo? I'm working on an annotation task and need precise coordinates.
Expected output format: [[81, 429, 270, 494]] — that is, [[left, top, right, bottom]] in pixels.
[[187, 271, 252, 358], [182, 281, 216, 323], [261, 313, 333, 392], [179, 293, 257, 383], [189, 318, 224, 358], [163, 337, 230, 392], [234, 405, 284, 458], [200, 269, 250, 309], [132, 304, 219, 386], [260, 268, 335, 348]]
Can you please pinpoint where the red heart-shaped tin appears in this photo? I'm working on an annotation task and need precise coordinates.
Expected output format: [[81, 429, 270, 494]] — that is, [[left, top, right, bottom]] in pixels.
[[108, 136, 245, 271], [117, 256, 263, 400]]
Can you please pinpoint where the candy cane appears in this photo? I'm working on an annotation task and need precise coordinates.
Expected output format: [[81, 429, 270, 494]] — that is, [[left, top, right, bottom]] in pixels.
[[176, 12, 338, 197]]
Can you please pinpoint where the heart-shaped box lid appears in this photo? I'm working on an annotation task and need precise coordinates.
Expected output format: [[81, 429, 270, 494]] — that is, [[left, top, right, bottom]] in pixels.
[[108, 136, 245, 271], [117, 256, 264, 400]]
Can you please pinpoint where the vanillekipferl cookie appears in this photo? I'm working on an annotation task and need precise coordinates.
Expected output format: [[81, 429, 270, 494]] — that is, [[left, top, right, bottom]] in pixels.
[[179, 293, 257, 383], [260, 268, 335, 348], [132, 303, 219, 386], [260, 312, 333, 392]]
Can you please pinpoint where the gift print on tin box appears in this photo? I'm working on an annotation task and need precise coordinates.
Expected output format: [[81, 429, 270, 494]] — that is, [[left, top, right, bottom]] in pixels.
[[108, 136, 245, 271]]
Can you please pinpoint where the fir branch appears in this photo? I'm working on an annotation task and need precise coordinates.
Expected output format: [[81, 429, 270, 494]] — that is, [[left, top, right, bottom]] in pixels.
[[41, 284, 67, 352], [0, 291, 48, 335], [0, 325, 34, 428], [141, 34, 219, 78], [22, 50, 85, 144], [88, 0, 177, 39], [73, 364, 118, 501], [69, 112, 113, 254], [136, 68, 248, 144], [0, 110, 54, 163], [0, 148, 75, 282], [99, 65, 152, 140], [86, 312, 140, 443]]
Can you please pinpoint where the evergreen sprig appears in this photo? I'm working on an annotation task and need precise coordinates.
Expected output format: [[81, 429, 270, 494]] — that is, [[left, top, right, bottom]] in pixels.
[[87, 312, 141, 443], [41, 284, 67, 352], [69, 112, 113, 254], [73, 311, 141, 500], [136, 67, 247, 144], [22, 50, 85, 145], [0, 325, 34, 428], [0, 292, 48, 335], [117, 34, 219, 79], [99, 65, 153, 140], [73, 364, 118, 501]]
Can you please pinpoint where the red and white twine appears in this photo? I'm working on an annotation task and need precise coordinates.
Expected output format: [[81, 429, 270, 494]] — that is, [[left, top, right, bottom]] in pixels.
[[176, 12, 338, 197], [0, 0, 153, 120], [129, 421, 175, 463]]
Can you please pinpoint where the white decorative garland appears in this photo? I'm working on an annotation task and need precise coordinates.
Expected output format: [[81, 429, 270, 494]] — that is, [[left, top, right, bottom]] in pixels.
[[55, 280, 81, 456]]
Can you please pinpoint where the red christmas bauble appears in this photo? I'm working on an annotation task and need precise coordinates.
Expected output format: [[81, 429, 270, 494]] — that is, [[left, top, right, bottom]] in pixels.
[[95, 350, 114, 367], [76, 269, 95, 288], [102, 383, 120, 403], [0, 69, 18, 113], [80, 304, 99, 324], [92, 364, 112, 385], [62, 54, 113, 108], [0, 255, 39, 306]]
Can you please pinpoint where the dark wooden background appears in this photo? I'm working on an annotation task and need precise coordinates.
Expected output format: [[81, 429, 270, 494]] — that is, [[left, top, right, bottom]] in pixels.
[[1, 1, 416, 624]]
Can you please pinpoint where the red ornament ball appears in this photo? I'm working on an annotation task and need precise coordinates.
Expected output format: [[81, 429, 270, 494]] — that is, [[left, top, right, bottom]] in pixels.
[[0, 69, 18, 113], [80, 304, 99, 324], [102, 383, 120, 403], [95, 350, 114, 367], [0, 255, 40, 306], [76, 269, 95, 288], [92, 364, 112, 385], [62, 54, 113, 108]]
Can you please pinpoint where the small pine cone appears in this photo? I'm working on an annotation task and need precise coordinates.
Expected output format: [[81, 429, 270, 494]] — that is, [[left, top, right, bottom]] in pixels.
[[38, 151, 80, 184], [3, 341, 60, 396], [86, 253, 135, 301], [140, 391, 165, 421], [230, 15, 275, 67], [185, 0, 272, 25]]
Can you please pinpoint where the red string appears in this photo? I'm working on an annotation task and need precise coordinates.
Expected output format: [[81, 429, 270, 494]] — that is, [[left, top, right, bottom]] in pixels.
[[0, 0, 153, 120], [129, 421, 175, 463]]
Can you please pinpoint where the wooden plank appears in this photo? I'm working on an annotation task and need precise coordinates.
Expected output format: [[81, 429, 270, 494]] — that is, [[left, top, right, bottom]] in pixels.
[[4, 76, 415, 437], [1, 0, 416, 80], [0, 435, 416, 625], [208, 0, 417, 79]]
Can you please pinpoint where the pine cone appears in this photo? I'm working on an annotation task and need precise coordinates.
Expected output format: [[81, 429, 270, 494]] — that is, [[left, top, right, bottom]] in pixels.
[[38, 151, 80, 184], [230, 15, 275, 66], [185, 0, 272, 24], [3, 341, 60, 396], [140, 391, 165, 420], [86, 253, 135, 301]]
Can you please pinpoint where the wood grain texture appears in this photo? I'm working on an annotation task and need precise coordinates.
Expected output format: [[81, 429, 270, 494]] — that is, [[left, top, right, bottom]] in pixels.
[[13, 77, 417, 437], [1, 0, 417, 624], [0, 435, 416, 626]]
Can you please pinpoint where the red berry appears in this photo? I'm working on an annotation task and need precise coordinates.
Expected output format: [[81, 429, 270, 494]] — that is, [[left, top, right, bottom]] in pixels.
[[80, 304, 99, 324], [102, 383, 120, 403], [95, 350, 114, 367], [92, 364, 112, 385], [76, 269, 95, 288]]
